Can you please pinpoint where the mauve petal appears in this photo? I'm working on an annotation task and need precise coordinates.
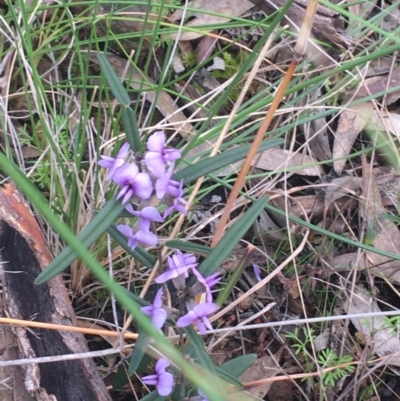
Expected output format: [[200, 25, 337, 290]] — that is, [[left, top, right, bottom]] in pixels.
[[193, 303, 219, 318], [116, 186, 128, 201], [163, 148, 181, 161], [147, 131, 165, 152], [145, 152, 166, 177], [106, 158, 126, 180], [125, 204, 137, 215], [142, 375, 158, 385], [206, 272, 222, 287], [112, 163, 139, 184], [127, 237, 139, 250], [136, 230, 158, 246], [202, 316, 213, 331], [140, 305, 153, 316], [176, 311, 197, 328], [156, 357, 170, 373], [153, 288, 163, 308], [155, 175, 170, 199], [122, 189, 134, 204], [117, 224, 133, 238], [155, 269, 178, 284], [141, 207, 164, 222], [253, 263, 262, 282], [133, 173, 153, 199], [157, 372, 174, 396], [152, 308, 167, 329], [98, 157, 114, 168], [195, 319, 207, 335], [117, 143, 130, 158]]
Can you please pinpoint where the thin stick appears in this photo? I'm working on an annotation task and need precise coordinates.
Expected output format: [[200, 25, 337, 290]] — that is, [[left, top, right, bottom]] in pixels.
[[0, 316, 138, 340], [211, 0, 319, 247]]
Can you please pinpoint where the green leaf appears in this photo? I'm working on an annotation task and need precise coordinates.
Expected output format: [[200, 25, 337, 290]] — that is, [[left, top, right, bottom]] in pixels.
[[166, 240, 214, 255], [198, 197, 269, 277], [36, 198, 126, 283], [107, 223, 156, 268], [184, 326, 225, 396], [220, 354, 257, 378], [97, 53, 131, 106], [174, 138, 283, 184], [129, 328, 151, 374], [139, 390, 167, 401], [215, 252, 248, 306], [122, 107, 141, 152]]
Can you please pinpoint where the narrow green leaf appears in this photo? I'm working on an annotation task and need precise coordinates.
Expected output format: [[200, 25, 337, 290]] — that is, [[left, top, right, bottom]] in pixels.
[[174, 138, 283, 184], [139, 390, 167, 401], [107, 223, 156, 268], [166, 240, 214, 255], [184, 326, 225, 396], [129, 328, 151, 374], [198, 197, 269, 277], [215, 253, 248, 306], [36, 198, 126, 283], [122, 107, 141, 152], [220, 354, 257, 378], [97, 53, 131, 106]]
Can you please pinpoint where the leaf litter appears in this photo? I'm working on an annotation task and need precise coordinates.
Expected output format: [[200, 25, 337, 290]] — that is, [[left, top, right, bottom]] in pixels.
[[6, 0, 400, 399]]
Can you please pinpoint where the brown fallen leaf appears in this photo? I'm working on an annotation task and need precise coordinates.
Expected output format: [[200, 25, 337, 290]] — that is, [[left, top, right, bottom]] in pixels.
[[168, 0, 254, 41], [360, 158, 400, 283], [324, 175, 361, 207], [333, 102, 373, 175], [253, 147, 323, 176], [345, 66, 400, 105], [239, 349, 283, 398], [343, 286, 400, 369]]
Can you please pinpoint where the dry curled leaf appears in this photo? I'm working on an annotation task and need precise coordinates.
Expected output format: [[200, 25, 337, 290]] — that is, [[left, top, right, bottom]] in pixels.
[[344, 286, 400, 370], [169, 0, 254, 41], [333, 102, 373, 175], [253, 147, 323, 176]]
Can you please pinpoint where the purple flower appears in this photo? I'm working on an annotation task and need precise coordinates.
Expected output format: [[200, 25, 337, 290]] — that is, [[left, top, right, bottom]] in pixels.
[[192, 269, 222, 302], [141, 288, 167, 329], [117, 224, 158, 251], [144, 131, 181, 177], [253, 264, 262, 282], [126, 205, 164, 231], [155, 164, 180, 199], [198, 389, 209, 401], [112, 163, 152, 203], [155, 250, 198, 284], [142, 358, 174, 396], [98, 143, 130, 181], [176, 302, 219, 334]]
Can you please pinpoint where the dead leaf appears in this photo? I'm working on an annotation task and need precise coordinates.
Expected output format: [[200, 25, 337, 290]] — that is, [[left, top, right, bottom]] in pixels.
[[253, 147, 323, 176], [324, 176, 361, 206], [169, 0, 254, 41], [239, 349, 282, 398], [361, 158, 400, 283], [333, 102, 374, 175], [369, 110, 400, 138], [345, 67, 400, 105], [343, 286, 400, 369]]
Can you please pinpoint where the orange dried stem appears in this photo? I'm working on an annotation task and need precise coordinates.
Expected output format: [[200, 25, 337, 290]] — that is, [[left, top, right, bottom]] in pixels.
[[211, 0, 318, 247], [211, 60, 297, 247], [0, 316, 138, 340]]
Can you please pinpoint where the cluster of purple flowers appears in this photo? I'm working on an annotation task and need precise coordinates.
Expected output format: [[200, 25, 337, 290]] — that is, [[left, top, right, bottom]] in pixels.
[[140, 249, 221, 396], [98, 131, 188, 251], [98, 131, 222, 398]]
